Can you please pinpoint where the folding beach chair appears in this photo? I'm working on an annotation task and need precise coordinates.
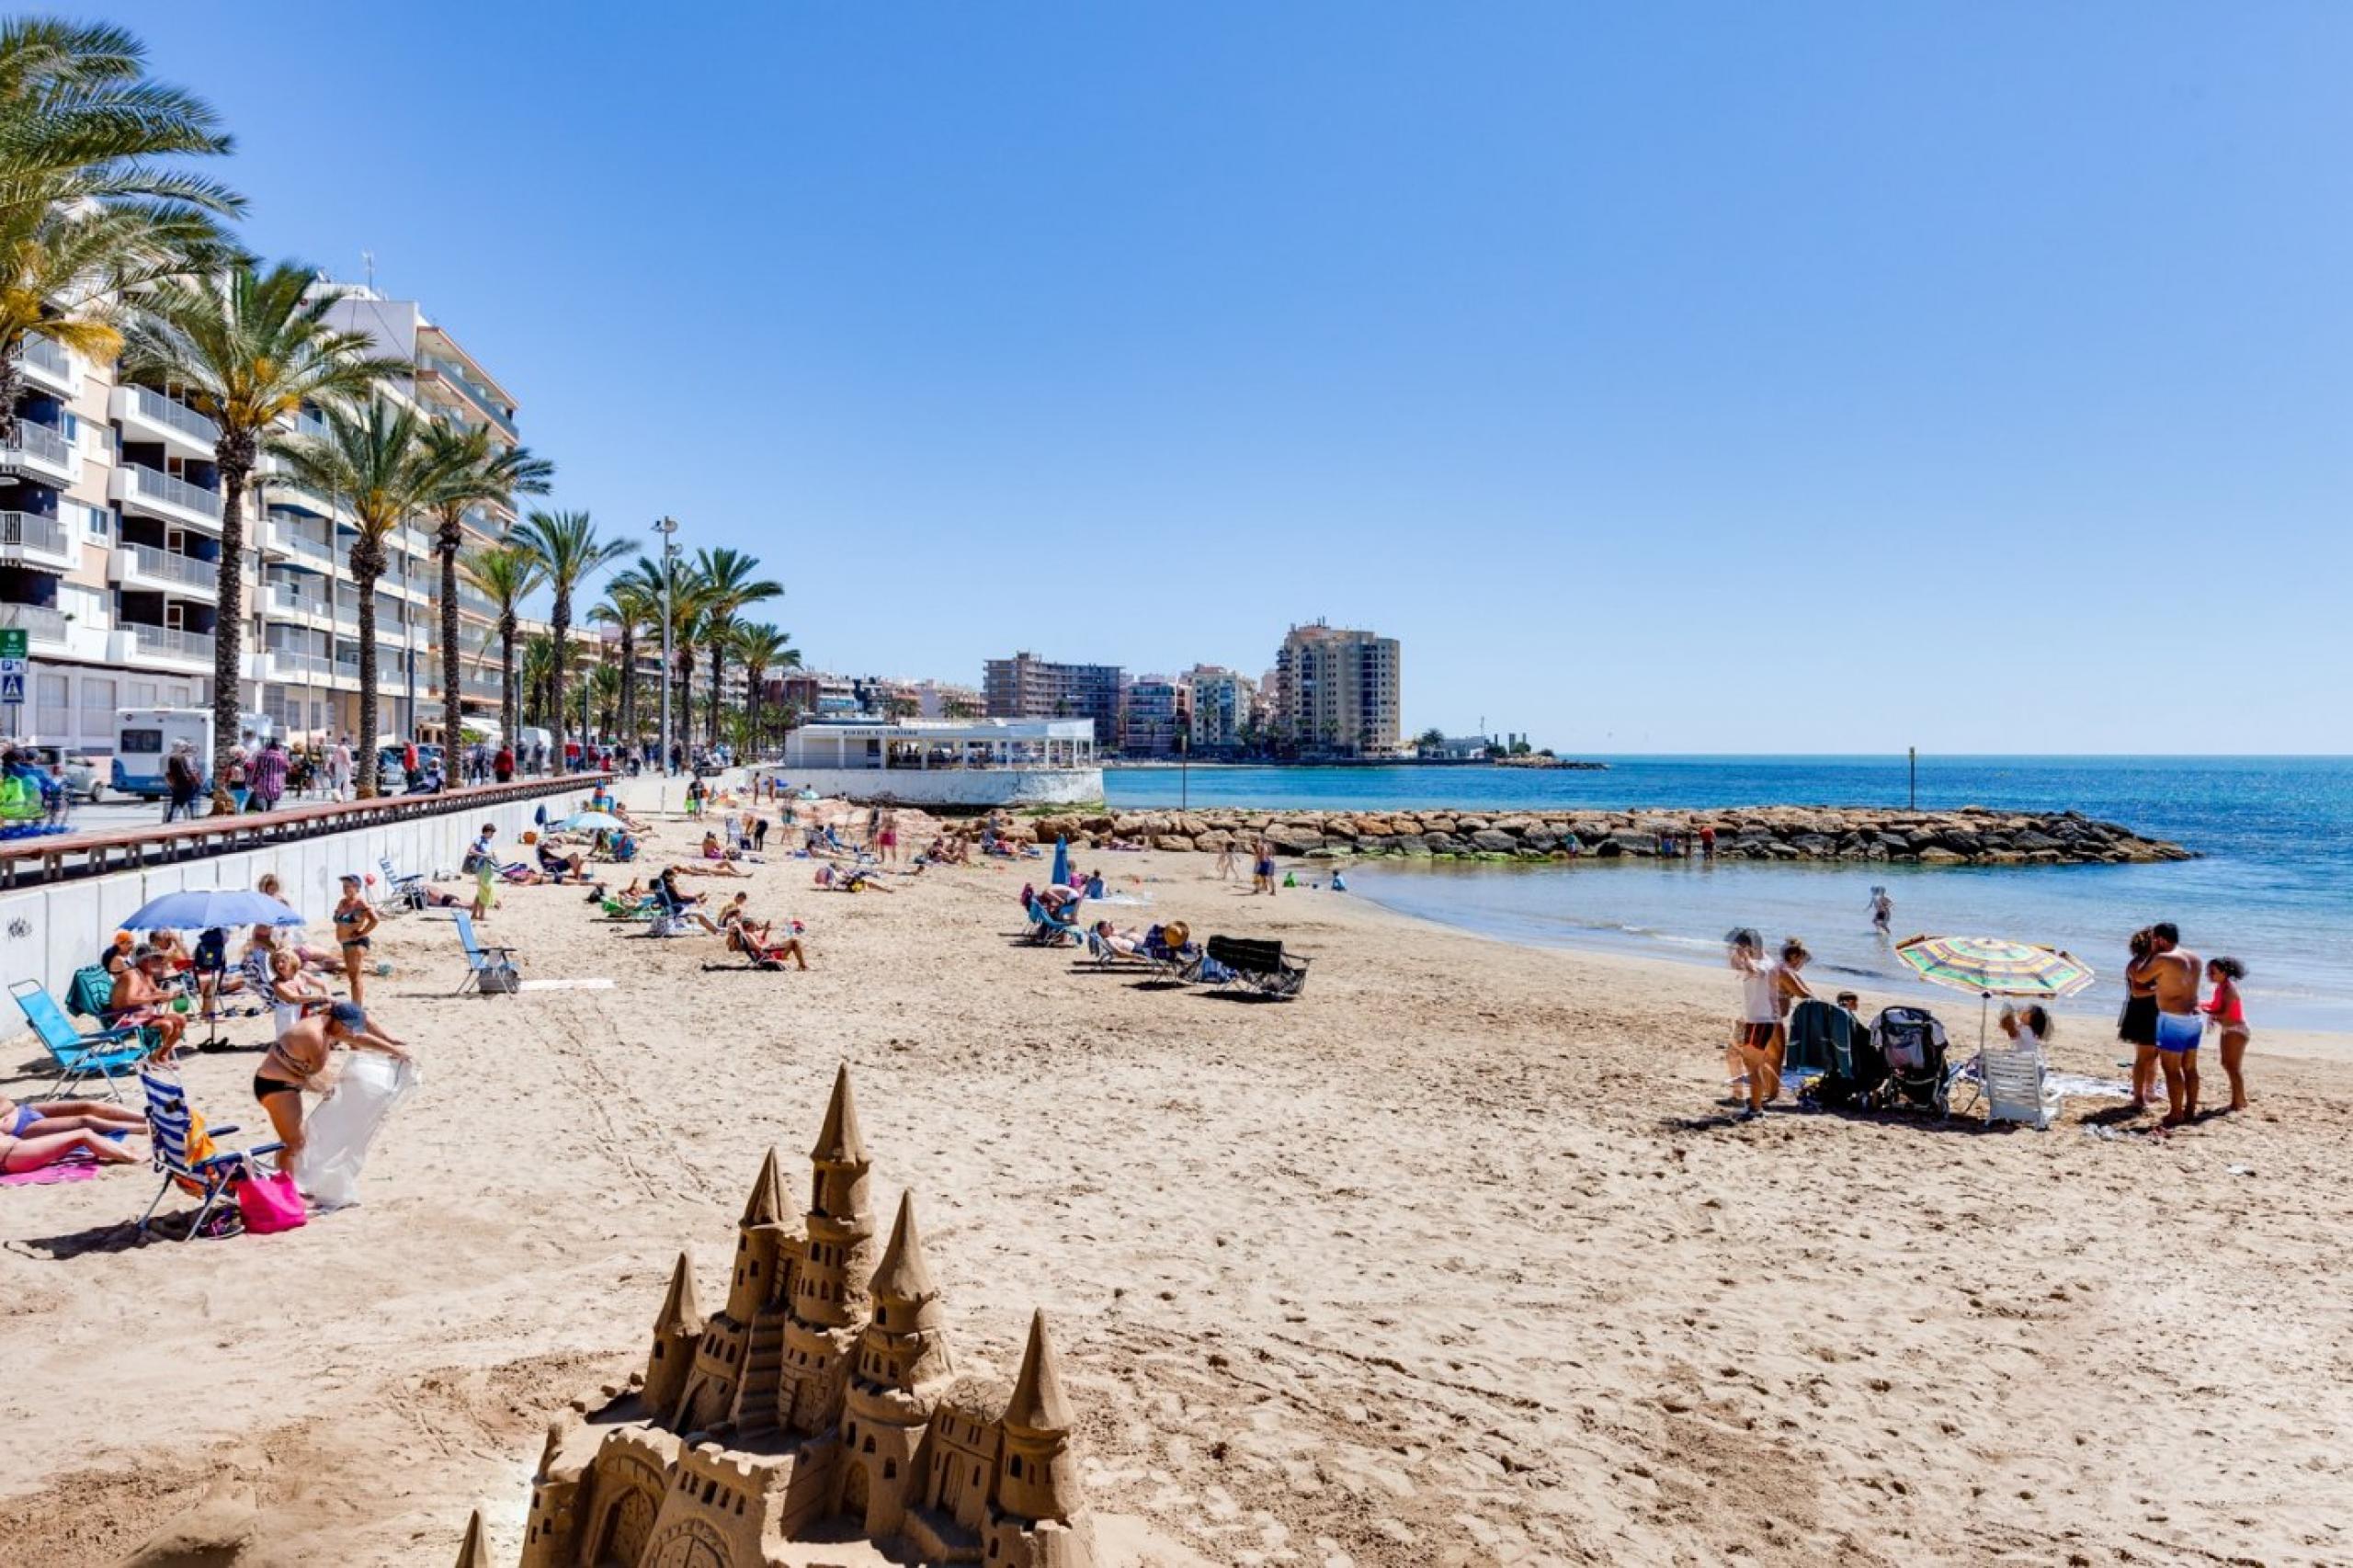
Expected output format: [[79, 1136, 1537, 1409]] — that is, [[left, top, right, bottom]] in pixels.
[[64, 962, 168, 1055], [1083, 929, 1152, 970], [1198, 936, 1313, 999], [378, 855, 428, 913], [1024, 896, 1083, 947], [10, 979, 149, 1100], [445, 910, 520, 995], [134, 1067, 283, 1241]]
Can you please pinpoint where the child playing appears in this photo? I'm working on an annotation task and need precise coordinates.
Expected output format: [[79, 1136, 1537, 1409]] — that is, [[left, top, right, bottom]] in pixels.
[[2202, 957, 2251, 1112]]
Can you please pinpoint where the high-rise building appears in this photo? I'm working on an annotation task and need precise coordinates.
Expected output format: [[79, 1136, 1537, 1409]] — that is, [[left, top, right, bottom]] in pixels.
[[0, 278, 528, 757], [1119, 674, 1186, 758], [1180, 665, 1256, 754], [1273, 620, 1402, 757], [982, 652, 1123, 744]]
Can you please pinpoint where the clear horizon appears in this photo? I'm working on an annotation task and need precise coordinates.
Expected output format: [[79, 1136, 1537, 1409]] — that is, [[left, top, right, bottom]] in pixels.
[[75, 2, 2353, 755]]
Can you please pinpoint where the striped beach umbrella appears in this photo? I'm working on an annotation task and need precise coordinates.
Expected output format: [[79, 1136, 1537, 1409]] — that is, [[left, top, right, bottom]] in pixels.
[[1894, 934, 2096, 999]]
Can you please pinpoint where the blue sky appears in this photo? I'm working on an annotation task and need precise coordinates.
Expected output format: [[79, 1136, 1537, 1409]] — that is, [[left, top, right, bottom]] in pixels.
[[85, 2, 2353, 752]]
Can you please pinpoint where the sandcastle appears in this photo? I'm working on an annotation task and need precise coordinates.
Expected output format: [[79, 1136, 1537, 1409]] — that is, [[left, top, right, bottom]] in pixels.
[[466, 1064, 1095, 1567]]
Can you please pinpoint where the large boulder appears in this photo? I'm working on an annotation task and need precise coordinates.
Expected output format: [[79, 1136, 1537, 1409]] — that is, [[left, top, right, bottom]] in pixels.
[[1152, 835, 1196, 853], [1266, 825, 1325, 856], [1469, 829, 1520, 854], [1918, 846, 1969, 865]]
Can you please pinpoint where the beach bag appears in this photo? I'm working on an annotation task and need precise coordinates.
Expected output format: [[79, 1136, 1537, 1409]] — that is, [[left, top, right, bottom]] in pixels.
[[235, 1166, 307, 1233]]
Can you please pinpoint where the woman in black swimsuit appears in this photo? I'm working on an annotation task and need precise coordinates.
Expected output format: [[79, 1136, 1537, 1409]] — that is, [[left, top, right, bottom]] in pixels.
[[333, 874, 380, 1006], [2120, 926, 2161, 1109], [252, 1001, 409, 1162]]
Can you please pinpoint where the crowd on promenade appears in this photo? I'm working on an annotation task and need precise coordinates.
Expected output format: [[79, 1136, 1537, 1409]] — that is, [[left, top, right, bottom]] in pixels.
[[1717, 897, 2253, 1128]]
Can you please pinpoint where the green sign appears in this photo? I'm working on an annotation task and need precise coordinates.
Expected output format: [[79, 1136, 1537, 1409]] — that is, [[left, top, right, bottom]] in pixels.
[[0, 630, 24, 658]]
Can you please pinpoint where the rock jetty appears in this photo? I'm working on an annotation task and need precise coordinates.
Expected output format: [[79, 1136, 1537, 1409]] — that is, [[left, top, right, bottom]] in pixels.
[[962, 806, 2193, 866]]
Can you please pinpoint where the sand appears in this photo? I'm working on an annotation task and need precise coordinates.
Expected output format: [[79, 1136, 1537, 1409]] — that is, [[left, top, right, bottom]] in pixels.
[[2, 812, 2348, 1567]]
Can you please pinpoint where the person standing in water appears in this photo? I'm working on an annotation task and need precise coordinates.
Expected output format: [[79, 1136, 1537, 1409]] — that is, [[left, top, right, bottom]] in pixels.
[[1868, 887, 1893, 936]]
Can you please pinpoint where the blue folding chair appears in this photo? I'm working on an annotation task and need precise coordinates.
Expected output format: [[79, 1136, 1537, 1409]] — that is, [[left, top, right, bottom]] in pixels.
[[135, 1068, 283, 1241], [445, 910, 520, 995], [1025, 895, 1083, 947], [10, 979, 150, 1100]]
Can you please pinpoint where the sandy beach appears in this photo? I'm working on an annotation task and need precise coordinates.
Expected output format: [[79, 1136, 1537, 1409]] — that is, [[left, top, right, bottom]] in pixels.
[[3, 811, 2347, 1567]]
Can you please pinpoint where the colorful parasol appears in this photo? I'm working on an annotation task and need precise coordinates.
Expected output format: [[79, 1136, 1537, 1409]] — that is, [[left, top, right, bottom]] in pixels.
[[1893, 934, 2096, 999]]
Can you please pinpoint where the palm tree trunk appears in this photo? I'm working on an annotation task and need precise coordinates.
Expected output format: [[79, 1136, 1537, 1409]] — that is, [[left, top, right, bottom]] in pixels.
[[0, 351, 20, 447], [353, 540, 384, 798], [438, 516, 463, 747], [497, 611, 517, 743], [708, 639, 725, 747], [550, 591, 571, 761], [618, 623, 636, 743], [209, 446, 255, 809]]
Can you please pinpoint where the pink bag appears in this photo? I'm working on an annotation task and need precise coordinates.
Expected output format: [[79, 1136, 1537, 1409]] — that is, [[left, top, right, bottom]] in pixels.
[[235, 1167, 308, 1234]]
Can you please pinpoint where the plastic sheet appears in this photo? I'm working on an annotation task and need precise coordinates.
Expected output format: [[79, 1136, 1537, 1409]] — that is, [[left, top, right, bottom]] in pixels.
[[293, 1051, 417, 1210]]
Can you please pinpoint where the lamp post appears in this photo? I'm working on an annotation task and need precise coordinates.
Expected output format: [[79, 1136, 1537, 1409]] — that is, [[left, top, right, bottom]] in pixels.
[[654, 516, 677, 775]]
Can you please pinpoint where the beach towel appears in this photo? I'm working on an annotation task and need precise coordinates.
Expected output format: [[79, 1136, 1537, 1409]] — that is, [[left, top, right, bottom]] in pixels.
[[0, 1162, 102, 1187]]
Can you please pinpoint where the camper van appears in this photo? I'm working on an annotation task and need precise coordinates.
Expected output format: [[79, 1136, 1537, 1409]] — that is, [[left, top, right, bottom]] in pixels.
[[111, 709, 276, 798]]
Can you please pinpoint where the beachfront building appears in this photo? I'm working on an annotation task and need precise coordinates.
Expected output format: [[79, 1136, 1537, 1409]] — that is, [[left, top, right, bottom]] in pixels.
[[0, 278, 527, 755], [1181, 665, 1256, 755], [506, 1068, 1097, 1568], [910, 678, 983, 719], [1119, 674, 1187, 758], [983, 651, 1123, 744], [1272, 620, 1402, 757], [779, 716, 1100, 805]]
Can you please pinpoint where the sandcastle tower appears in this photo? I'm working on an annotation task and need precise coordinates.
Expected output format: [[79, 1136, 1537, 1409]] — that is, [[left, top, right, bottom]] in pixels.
[[775, 1063, 877, 1435], [674, 1150, 790, 1434], [451, 1508, 486, 1567], [641, 1252, 704, 1423], [838, 1190, 959, 1538], [988, 1311, 1097, 1567]]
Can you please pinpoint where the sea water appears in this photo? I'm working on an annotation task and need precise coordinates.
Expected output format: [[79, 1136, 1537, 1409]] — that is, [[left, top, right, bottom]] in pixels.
[[1105, 757, 2353, 1031]]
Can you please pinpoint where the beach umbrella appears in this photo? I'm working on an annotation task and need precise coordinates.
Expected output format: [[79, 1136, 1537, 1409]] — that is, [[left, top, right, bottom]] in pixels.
[[121, 889, 303, 932], [563, 811, 628, 832], [1051, 835, 1070, 889], [1894, 933, 2097, 1049]]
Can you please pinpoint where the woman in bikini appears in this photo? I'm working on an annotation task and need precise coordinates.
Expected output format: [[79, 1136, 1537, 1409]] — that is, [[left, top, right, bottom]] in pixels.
[[332, 874, 380, 1006], [2203, 957, 2252, 1112], [2120, 927, 2161, 1110], [1, 1110, 145, 1174], [0, 1092, 146, 1153], [251, 1001, 410, 1162]]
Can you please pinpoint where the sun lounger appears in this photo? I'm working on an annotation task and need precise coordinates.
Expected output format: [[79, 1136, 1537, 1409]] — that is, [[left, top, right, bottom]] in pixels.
[[377, 856, 427, 913], [1024, 896, 1082, 947], [10, 979, 149, 1100], [1196, 935, 1312, 999], [135, 1068, 284, 1241], [1950, 1041, 2058, 1129]]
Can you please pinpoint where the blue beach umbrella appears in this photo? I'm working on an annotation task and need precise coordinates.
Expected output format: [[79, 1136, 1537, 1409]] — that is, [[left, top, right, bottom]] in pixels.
[[1051, 835, 1070, 888], [122, 888, 304, 931], [563, 811, 628, 832]]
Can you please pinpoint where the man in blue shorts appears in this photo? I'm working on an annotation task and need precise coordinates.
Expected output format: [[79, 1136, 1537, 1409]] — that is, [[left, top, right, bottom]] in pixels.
[[2143, 922, 2203, 1125]]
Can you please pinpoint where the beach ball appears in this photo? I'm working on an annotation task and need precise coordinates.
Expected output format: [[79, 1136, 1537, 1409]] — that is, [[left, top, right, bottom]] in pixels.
[[172, 996, 190, 1014], [364, 874, 376, 886], [522, 831, 539, 846]]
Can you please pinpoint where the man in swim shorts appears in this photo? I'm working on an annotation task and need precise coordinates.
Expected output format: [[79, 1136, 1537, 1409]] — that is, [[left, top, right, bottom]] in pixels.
[[2143, 922, 2203, 1125]]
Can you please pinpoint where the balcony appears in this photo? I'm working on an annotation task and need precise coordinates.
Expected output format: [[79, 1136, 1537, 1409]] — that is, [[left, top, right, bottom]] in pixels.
[[267, 581, 332, 620], [0, 418, 79, 484], [13, 335, 77, 396], [125, 623, 215, 666], [110, 384, 222, 457], [418, 354, 518, 438], [265, 646, 335, 679], [267, 518, 335, 563], [0, 510, 78, 572], [111, 541, 222, 597], [111, 463, 222, 529], [0, 603, 72, 649]]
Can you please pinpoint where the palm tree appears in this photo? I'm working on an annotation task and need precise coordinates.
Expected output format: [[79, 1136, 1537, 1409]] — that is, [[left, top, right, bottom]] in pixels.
[[661, 557, 710, 761], [689, 547, 781, 747], [586, 662, 621, 740], [592, 562, 663, 745], [121, 263, 404, 802], [419, 422, 551, 743], [514, 509, 627, 759], [730, 622, 799, 757], [0, 18, 243, 446], [272, 401, 460, 794], [461, 543, 544, 746]]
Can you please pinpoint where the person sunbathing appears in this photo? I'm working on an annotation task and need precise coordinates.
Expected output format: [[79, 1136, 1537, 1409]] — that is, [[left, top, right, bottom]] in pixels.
[[655, 869, 725, 932], [668, 858, 748, 879], [2, 1115, 144, 1175], [720, 897, 809, 970], [1, 1094, 145, 1141], [108, 944, 187, 1056], [1091, 920, 1146, 956], [814, 864, 892, 893], [537, 839, 603, 891]]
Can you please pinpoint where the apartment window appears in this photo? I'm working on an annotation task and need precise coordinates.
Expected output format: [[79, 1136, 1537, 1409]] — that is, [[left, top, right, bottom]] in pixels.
[[129, 681, 157, 706], [79, 676, 114, 735], [35, 673, 68, 733], [165, 684, 190, 706], [81, 503, 111, 541]]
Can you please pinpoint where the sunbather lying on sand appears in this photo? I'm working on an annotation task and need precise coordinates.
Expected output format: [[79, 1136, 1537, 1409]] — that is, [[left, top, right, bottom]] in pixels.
[[668, 858, 748, 879], [814, 864, 892, 893]]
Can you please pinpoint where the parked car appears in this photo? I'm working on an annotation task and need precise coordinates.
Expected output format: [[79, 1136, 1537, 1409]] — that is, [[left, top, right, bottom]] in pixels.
[[18, 742, 108, 802]]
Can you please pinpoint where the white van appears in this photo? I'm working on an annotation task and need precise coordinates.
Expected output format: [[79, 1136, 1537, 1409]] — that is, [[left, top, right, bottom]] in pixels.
[[111, 709, 277, 797]]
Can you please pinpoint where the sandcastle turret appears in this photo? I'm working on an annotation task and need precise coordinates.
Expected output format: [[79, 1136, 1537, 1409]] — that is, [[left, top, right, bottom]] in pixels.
[[840, 1191, 960, 1538], [452, 1508, 485, 1567], [642, 1251, 705, 1421], [791, 1064, 877, 1331], [987, 1311, 1095, 1565], [676, 1151, 793, 1433]]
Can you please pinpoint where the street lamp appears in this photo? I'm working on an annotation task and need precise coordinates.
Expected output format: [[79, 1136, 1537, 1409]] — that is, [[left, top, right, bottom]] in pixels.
[[654, 516, 677, 774]]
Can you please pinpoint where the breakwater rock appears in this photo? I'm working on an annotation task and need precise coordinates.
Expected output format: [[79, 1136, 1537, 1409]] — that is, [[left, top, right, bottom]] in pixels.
[[970, 806, 2194, 866]]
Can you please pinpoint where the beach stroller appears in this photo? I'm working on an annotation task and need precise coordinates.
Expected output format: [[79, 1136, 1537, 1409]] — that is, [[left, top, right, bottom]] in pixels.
[[1868, 1006, 1950, 1114]]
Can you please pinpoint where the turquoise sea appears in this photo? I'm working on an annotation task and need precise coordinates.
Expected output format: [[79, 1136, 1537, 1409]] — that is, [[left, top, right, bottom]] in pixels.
[[1104, 757, 2353, 1033]]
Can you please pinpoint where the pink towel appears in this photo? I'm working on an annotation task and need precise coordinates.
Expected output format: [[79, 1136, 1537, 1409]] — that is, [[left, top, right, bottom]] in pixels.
[[0, 1163, 102, 1187]]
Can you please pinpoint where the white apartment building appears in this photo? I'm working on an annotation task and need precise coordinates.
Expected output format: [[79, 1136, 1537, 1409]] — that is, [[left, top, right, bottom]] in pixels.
[[1180, 665, 1256, 753], [0, 282, 526, 755], [1273, 620, 1403, 757]]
